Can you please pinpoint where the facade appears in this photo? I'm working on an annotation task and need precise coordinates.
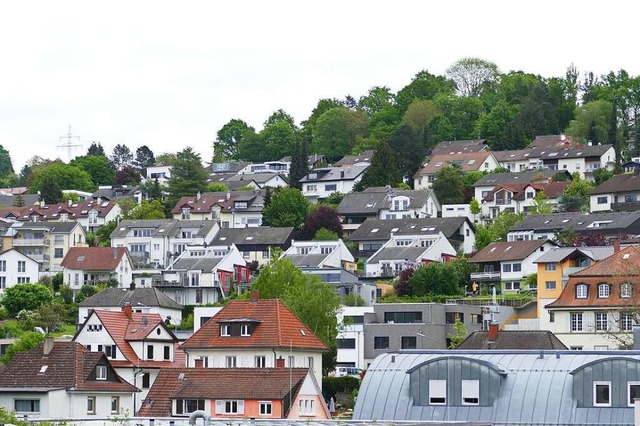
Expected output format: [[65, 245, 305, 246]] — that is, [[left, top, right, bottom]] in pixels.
[[171, 190, 265, 228], [139, 368, 330, 420], [589, 172, 640, 212], [353, 350, 640, 424], [180, 296, 327, 386], [0, 339, 136, 419], [413, 151, 499, 189], [362, 303, 482, 366], [0, 248, 42, 292], [61, 247, 133, 292], [210, 226, 294, 267], [146, 165, 172, 187], [281, 239, 356, 271], [299, 165, 369, 202], [480, 181, 570, 217], [336, 306, 374, 370]]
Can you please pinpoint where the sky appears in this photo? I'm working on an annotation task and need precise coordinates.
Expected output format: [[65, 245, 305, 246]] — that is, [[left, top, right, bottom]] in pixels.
[[0, 0, 638, 171]]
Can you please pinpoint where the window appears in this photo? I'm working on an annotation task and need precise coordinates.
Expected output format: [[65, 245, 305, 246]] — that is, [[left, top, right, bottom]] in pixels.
[[429, 380, 447, 405], [14, 399, 40, 413], [259, 401, 272, 415], [324, 184, 337, 191], [462, 380, 480, 405], [549, 311, 555, 323], [226, 356, 237, 368], [594, 382, 611, 407], [147, 345, 154, 360], [598, 284, 610, 298], [337, 338, 356, 349], [512, 263, 521, 272], [628, 382, 640, 406], [545, 281, 556, 290], [164, 345, 170, 360], [178, 399, 205, 415], [621, 283, 633, 298], [306, 184, 317, 192], [215, 400, 244, 415], [401, 336, 417, 349], [621, 312, 634, 332], [299, 398, 315, 416], [111, 396, 120, 414], [384, 311, 422, 323], [87, 396, 96, 414], [504, 281, 520, 291], [545, 263, 556, 271], [288, 355, 295, 367], [54, 248, 64, 258], [374, 336, 389, 350], [597, 196, 608, 204], [17, 277, 29, 284], [181, 208, 191, 220], [576, 284, 588, 299], [502, 264, 511, 273], [595, 313, 608, 331], [0, 276, 6, 289], [105, 345, 117, 358], [96, 365, 107, 380], [571, 313, 583, 332], [142, 373, 150, 389], [240, 324, 250, 336], [445, 312, 464, 324], [255, 356, 266, 368], [221, 324, 230, 336], [17, 261, 25, 273], [0, 260, 5, 272], [308, 356, 314, 371]]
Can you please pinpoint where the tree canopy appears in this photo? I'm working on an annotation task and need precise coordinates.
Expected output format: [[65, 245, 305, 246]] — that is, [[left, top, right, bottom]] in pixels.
[[166, 147, 208, 207], [261, 188, 309, 230]]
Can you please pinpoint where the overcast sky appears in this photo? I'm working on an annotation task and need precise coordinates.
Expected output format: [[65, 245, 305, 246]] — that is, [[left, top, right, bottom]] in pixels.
[[0, 1, 637, 171]]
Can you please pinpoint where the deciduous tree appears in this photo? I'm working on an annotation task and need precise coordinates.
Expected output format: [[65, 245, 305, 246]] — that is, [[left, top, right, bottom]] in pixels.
[[261, 188, 309, 230], [70, 155, 113, 186], [134, 145, 155, 175], [446, 57, 499, 97], [29, 162, 95, 197], [432, 165, 464, 204], [301, 205, 342, 240], [2, 283, 54, 317], [110, 144, 134, 171], [215, 119, 255, 162], [312, 107, 369, 162]]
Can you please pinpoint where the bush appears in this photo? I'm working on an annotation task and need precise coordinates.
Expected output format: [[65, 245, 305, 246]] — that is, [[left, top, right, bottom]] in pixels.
[[322, 376, 361, 400]]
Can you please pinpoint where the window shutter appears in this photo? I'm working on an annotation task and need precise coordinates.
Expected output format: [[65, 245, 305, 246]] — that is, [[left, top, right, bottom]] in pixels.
[[215, 400, 223, 414], [238, 400, 244, 415]]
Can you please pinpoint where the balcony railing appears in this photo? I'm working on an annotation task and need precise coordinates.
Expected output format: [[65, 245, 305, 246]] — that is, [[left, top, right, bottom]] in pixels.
[[13, 238, 50, 247], [470, 271, 501, 281], [29, 253, 50, 263], [612, 201, 640, 212]]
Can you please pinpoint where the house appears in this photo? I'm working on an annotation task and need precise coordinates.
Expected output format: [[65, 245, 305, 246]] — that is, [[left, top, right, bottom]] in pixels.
[[470, 240, 556, 293], [526, 144, 616, 180], [362, 303, 482, 366], [236, 160, 290, 175], [209, 226, 294, 267], [73, 305, 185, 415], [91, 185, 145, 204], [146, 165, 172, 186], [152, 244, 249, 305], [430, 139, 489, 155], [494, 149, 542, 172], [364, 232, 457, 278], [299, 165, 369, 202], [0, 193, 39, 207], [179, 294, 327, 386], [456, 325, 568, 350], [61, 247, 133, 292], [279, 153, 328, 169], [207, 172, 259, 190], [336, 187, 440, 236], [481, 181, 570, 217], [349, 217, 476, 256], [353, 350, 640, 424], [589, 172, 640, 212], [0, 339, 137, 419], [545, 245, 640, 350], [0, 248, 42, 291], [413, 151, 499, 189], [528, 134, 575, 148], [281, 239, 356, 271], [336, 306, 374, 371], [332, 150, 374, 167], [171, 190, 265, 228], [138, 367, 330, 420], [535, 245, 614, 326], [77, 287, 183, 326], [110, 219, 219, 270], [224, 171, 289, 189]]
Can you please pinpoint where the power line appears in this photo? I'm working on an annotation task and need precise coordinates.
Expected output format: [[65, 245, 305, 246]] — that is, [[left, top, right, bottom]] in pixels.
[[56, 125, 82, 162]]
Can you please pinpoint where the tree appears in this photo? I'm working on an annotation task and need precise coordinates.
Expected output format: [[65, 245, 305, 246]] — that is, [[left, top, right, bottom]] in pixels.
[[166, 147, 208, 207], [0, 144, 14, 179], [2, 283, 54, 317], [34, 303, 66, 333], [126, 200, 166, 220], [134, 145, 155, 175], [358, 86, 395, 118], [530, 191, 553, 215], [13, 194, 25, 207], [1, 331, 44, 365], [447, 318, 467, 349], [409, 262, 464, 296], [559, 174, 593, 212], [259, 119, 297, 161], [39, 175, 63, 204], [474, 211, 525, 251], [146, 177, 163, 201], [354, 140, 401, 191], [95, 219, 117, 247], [566, 100, 612, 145], [396, 70, 456, 113], [395, 267, 415, 297], [432, 165, 464, 204], [289, 139, 309, 189], [70, 155, 113, 186], [402, 99, 439, 145], [207, 182, 229, 192], [323, 192, 345, 208], [29, 161, 95, 195], [311, 107, 369, 162], [114, 165, 142, 186], [387, 124, 424, 182], [87, 142, 106, 156], [446, 57, 499, 97], [110, 144, 134, 171], [301, 205, 342, 240], [593, 168, 614, 186], [214, 119, 255, 161], [155, 153, 177, 166], [261, 188, 309, 230], [469, 198, 481, 222], [313, 228, 340, 240]]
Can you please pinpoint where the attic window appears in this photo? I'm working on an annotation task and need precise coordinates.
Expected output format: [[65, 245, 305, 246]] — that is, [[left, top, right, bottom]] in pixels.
[[562, 219, 571, 223], [624, 254, 631, 260], [391, 228, 399, 233], [505, 246, 512, 251], [366, 202, 376, 209], [544, 220, 551, 224], [39, 365, 48, 373], [371, 228, 379, 233], [300, 329, 306, 336], [435, 162, 443, 167], [468, 160, 476, 165], [77, 256, 85, 262], [246, 236, 253, 240], [219, 237, 227, 241], [548, 152, 558, 157]]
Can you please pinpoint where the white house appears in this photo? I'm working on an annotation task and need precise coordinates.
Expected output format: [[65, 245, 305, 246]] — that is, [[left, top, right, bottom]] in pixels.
[[300, 165, 369, 202], [589, 172, 640, 213], [146, 165, 172, 187], [61, 246, 133, 292], [336, 306, 374, 371], [0, 248, 42, 291], [413, 152, 499, 190], [281, 239, 356, 271]]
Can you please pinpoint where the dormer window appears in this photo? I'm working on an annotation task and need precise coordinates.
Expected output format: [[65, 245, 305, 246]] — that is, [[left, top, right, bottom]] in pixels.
[[181, 208, 191, 220], [221, 324, 230, 336], [576, 284, 588, 299], [240, 324, 251, 336], [96, 365, 107, 380], [598, 284, 610, 298], [428, 380, 446, 405], [594, 381, 611, 407]]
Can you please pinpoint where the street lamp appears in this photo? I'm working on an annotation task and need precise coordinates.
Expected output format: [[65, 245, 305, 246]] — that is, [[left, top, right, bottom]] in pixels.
[[416, 331, 440, 349]]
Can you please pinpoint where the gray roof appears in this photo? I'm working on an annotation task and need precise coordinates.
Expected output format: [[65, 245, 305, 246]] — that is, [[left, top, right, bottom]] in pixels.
[[171, 257, 223, 271], [285, 254, 328, 268], [47, 221, 82, 233], [211, 226, 294, 246], [534, 246, 615, 263], [510, 211, 640, 233], [492, 149, 534, 162], [353, 350, 640, 424], [332, 150, 375, 167], [110, 219, 216, 239], [226, 172, 288, 185], [473, 169, 567, 187], [349, 217, 470, 242], [78, 287, 182, 309], [336, 187, 435, 215], [299, 164, 369, 183], [456, 330, 568, 350], [589, 172, 640, 195], [527, 144, 614, 160], [367, 246, 430, 263], [0, 194, 39, 207]]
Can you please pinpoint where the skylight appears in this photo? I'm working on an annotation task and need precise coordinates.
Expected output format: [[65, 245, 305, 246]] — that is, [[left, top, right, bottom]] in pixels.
[[391, 228, 399, 232], [246, 236, 253, 240], [366, 202, 376, 209], [220, 237, 227, 240], [468, 160, 476, 165], [623, 254, 631, 260], [39, 365, 48, 373], [77, 256, 85, 262], [371, 228, 379, 233], [435, 162, 443, 167], [300, 330, 306, 336]]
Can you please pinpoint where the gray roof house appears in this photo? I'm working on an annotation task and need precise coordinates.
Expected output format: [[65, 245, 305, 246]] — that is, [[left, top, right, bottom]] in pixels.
[[210, 226, 294, 266], [299, 164, 369, 202], [353, 350, 640, 424]]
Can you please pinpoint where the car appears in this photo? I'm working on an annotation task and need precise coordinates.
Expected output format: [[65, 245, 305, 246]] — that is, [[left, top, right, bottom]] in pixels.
[[333, 366, 363, 377]]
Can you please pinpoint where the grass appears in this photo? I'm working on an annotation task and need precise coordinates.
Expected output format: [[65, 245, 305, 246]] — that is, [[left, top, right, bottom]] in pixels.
[[50, 323, 76, 337]]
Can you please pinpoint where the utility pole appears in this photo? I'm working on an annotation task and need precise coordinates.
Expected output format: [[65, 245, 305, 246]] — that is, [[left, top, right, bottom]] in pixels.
[[56, 125, 82, 162]]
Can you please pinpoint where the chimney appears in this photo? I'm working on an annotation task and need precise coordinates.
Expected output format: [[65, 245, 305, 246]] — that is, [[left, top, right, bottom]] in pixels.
[[276, 357, 285, 368], [340, 169, 345, 178], [560, 134, 566, 142], [194, 358, 204, 368], [614, 239, 621, 253], [122, 303, 133, 320], [488, 323, 499, 342], [113, 247, 118, 259], [68, 199, 73, 207], [43, 337, 55, 356], [226, 191, 231, 200], [250, 290, 259, 303], [129, 281, 135, 290], [196, 191, 201, 201]]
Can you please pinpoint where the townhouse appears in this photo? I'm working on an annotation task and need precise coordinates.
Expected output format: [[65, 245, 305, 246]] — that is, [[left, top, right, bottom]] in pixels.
[[413, 151, 499, 189], [0, 248, 41, 291], [336, 306, 374, 371], [481, 181, 570, 216], [589, 171, 640, 212], [172, 190, 265, 228], [210, 226, 294, 267]]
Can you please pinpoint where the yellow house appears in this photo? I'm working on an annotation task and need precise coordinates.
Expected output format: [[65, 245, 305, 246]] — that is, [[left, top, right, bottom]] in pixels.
[[535, 246, 614, 326]]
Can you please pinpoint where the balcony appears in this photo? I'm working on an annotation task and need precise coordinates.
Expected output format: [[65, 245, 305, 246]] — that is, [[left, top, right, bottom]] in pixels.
[[152, 277, 189, 288], [29, 253, 50, 263], [470, 271, 501, 281], [612, 201, 640, 212], [13, 237, 50, 247]]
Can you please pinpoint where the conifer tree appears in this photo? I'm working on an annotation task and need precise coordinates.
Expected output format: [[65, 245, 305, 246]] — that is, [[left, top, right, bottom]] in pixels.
[[353, 140, 401, 191]]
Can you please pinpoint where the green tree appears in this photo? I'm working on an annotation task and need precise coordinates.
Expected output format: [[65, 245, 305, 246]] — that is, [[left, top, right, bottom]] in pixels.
[[469, 197, 481, 222], [29, 161, 95, 194], [0, 145, 14, 179], [358, 86, 395, 118], [1, 331, 44, 365], [13, 194, 25, 207], [354, 140, 401, 191], [475, 100, 523, 150], [70, 155, 114, 186], [313, 228, 340, 241], [312, 107, 369, 162], [402, 99, 439, 146], [126, 199, 167, 220], [261, 188, 309, 230], [593, 168, 614, 186], [110, 144, 133, 171], [387, 124, 424, 182], [39, 175, 63, 204], [2, 284, 54, 317], [133, 145, 155, 175], [146, 177, 163, 201], [530, 191, 553, 215], [432, 165, 464, 204], [260, 119, 297, 161], [409, 262, 464, 296], [207, 182, 229, 192], [446, 57, 499, 97], [396, 70, 456, 113], [34, 303, 66, 333], [215, 119, 256, 161], [155, 153, 177, 166], [474, 211, 525, 250], [289, 139, 309, 189], [87, 142, 106, 157], [559, 174, 593, 212], [433, 94, 485, 142], [166, 147, 208, 207], [447, 318, 467, 349], [566, 100, 612, 145]]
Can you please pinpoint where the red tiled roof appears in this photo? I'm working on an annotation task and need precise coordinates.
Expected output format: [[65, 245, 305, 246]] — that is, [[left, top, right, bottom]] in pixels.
[[0, 340, 137, 393], [482, 182, 570, 202], [0, 199, 117, 221], [91, 310, 186, 369], [416, 152, 494, 176], [180, 299, 327, 351], [470, 240, 550, 263], [139, 368, 309, 417], [61, 246, 129, 270]]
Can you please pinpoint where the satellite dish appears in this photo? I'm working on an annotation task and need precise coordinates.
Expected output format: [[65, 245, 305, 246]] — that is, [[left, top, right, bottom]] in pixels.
[[142, 316, 148, 328]]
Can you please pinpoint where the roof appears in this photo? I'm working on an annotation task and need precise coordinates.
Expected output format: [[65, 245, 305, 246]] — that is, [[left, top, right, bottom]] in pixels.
[[470, 240, 550, 263], [527, 144, 614, 160], [571, 246, 640, 277], [110, 219, 217, 239], [285, 253, 330, 268], [367, 246, 436, 263], [492, 149, 536, 162], [332, 150, 375, 166], [473, 170, 565, 187], [0, 199, 118, 221], [431, 139, 488, 155], [171, 190, 265, 215], [225, 172, 288, 185], [78, 287, 182, 310], [416, 152, 495, 175], [590, 173, 640, 195], [181, 299, 327, 351], [456, 330, 568, 350], [299, 164, 369, 183], [336, 187, 435, 215], [139, 368, 309, 417], [482, 181, 570, 202], [510, 211, 640, 234], [0, 340, 136, 393], [534, 246, 615, 264], [353, 350, 640, 424], [211, 226, 294, 246], [171, 257, 223, 271], [349, 217, 471, 242], [528, 134, 575, 148], [61, 247, 129, 271], [0, 194, 39, 207]]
